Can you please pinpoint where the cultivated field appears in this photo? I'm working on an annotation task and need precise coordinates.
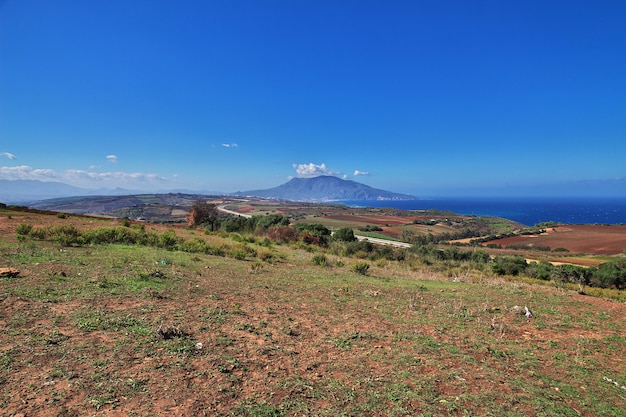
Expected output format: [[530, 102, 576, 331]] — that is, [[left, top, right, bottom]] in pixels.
[[483, 225, 626, 256], [1, 208, 626, 416]]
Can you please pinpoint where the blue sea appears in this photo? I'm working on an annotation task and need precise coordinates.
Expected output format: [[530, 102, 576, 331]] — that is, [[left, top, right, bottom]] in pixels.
[[338, 197, 626, 226]]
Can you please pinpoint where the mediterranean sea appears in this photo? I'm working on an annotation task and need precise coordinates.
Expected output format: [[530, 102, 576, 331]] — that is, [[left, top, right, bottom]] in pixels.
[[338, 197, 626, 226]]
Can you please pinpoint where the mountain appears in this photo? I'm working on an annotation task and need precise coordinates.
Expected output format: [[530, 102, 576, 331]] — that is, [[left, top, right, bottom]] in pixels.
[[0, 180, 89, 204], [233, 176, 416, 202], [0, 180, 138, 204]]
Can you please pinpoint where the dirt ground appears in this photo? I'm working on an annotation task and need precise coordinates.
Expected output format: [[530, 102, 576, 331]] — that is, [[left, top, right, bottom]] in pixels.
[[484, 225, 626, 256]]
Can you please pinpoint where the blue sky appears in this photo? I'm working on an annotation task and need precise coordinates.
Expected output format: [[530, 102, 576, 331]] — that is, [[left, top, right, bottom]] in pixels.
[[1, 0, 625, 197]]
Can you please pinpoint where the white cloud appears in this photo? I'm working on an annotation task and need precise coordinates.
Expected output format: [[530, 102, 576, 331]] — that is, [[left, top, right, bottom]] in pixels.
[[221, 143, 238, 148], [0, 165, 167, 189], [0, 166, 58, 180], [293, 162, 340, 178], [1, 152, 16, 160], [354, 170, 370, 176], [106, 154, 118, 163]]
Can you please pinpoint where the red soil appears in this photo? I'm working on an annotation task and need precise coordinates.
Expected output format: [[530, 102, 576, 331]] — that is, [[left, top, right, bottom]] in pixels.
[[486, 225, 626, 255]]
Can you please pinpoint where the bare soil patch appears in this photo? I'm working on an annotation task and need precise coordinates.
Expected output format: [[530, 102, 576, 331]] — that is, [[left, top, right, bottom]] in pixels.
[[484, 225, 626, 255]]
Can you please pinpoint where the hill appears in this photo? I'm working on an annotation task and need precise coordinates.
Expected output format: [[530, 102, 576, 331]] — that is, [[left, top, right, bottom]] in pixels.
[[0, 179, 139, 204], [26, 193, 216, 222], [233, 175, 416, 201], [1, 206, 625, 416]]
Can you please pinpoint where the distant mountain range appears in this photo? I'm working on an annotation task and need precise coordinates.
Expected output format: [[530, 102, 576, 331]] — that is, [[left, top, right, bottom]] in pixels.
[[0, 176, 414, 205], [234, 176, 415, 201], [0, 180, 138, 204], [0, 180, 222, 205]]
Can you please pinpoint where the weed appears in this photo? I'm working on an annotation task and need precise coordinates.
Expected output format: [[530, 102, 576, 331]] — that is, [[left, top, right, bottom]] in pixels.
[[155, 324, 188, 340], [351, 261, 370, 275], [15, 223, 33, 236], [312, 254, 328, 267], [236, 323, 257, 333], [232, 401, 284, 416], [249, 261, 264, 274]]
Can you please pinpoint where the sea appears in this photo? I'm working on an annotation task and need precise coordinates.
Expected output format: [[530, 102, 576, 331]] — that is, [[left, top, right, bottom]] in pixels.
[[337, 197, 626, 226]]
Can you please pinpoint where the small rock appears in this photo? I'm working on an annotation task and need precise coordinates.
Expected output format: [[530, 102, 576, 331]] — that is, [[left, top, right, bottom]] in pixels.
[[0, 268, 19, 278]]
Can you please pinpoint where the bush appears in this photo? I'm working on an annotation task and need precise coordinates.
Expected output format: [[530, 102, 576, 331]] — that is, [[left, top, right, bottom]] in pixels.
[[265, 226, 299, 243], [29, 227, 48, 240], [158, 230, 180, 250], [181, 237, 210, 253], [345, 240, 374, 256], [312, 254, 328, 267], [334, 227, 356, 242], [351, 262, 370, 275], [257, 249, 275, 263], [589, 261, 626, 289], [491, 255, 528, 276], [49, 225, 82, 246], [525, 261, 553, 281], [16, 223, 33, 236]]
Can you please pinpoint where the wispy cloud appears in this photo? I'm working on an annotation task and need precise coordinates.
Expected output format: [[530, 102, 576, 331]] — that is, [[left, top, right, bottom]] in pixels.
[[293, 162, 340, 178], [354, 170, 369, 176], [221, 143, 238, 148], [106, 154, 118, 163], [0, 165, 167, 189], [1, 152, 16, 160]]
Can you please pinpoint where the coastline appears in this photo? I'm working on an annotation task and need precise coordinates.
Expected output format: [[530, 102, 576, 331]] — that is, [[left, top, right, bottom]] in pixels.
[[337, 196, 626, 226]]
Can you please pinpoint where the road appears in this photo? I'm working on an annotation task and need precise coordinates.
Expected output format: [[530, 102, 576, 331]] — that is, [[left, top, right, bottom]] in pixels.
[[217, 205, 252, 218], [354, 235, 412, 248]]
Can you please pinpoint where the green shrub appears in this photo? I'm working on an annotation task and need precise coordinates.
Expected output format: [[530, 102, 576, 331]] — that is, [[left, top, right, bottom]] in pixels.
[[334, 227, 356, 242], [228, 243, 256, 260], [16, 223, 33, 236], [345, 240, 374, 256], [257, 249, 275, 263], [158, 230, 180, 250], [312, 254, 328, 267], [491, 255, 528, 276], [29, 227, 48, 240], [231, 250, 248, 260], [181, 237, 210, 253], [49, 225, 82, 246], [351, 262, 370, 275]]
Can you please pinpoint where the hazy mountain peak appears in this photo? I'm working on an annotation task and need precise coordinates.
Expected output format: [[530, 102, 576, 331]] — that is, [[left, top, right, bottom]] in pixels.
[[233, 175, 415, 202]]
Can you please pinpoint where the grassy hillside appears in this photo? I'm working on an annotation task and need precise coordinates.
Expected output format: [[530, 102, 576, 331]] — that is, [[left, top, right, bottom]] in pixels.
[[1, 208, 625, 416]]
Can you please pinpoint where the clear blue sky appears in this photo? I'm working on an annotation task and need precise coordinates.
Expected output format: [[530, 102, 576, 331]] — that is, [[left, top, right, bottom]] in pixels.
[[1, 0, 625, 197]]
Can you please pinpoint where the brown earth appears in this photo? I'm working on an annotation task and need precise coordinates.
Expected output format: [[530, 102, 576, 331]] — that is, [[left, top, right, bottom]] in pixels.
[[484, 225, 626, 256]]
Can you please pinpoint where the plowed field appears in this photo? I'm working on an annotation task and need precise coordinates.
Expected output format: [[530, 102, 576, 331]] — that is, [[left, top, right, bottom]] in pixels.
[[485, 225, 626, 255]]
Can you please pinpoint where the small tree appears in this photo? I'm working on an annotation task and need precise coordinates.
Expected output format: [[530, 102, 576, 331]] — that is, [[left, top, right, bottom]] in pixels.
[[334, 227, 356, 242], [188, 201, 220, 230]]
